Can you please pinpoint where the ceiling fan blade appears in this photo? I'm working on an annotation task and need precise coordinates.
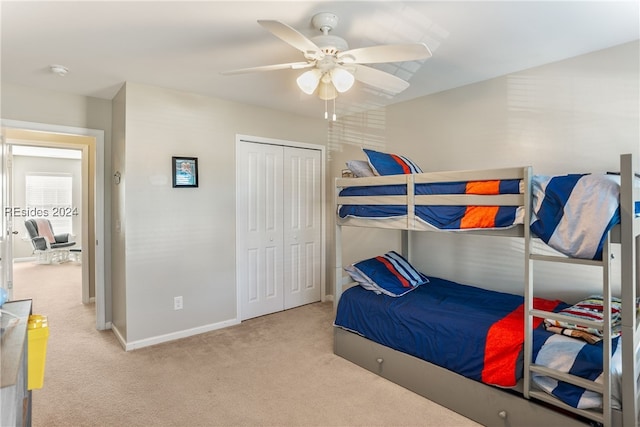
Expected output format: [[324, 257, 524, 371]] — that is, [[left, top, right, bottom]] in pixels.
[[258, 20, 323, 59], [352, 65, 410, 94], [221, 61, 313, 75], [339, 43, 432, 64]]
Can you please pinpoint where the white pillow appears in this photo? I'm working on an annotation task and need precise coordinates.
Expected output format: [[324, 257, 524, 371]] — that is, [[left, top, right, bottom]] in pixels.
[[346, 160, 375, 177]]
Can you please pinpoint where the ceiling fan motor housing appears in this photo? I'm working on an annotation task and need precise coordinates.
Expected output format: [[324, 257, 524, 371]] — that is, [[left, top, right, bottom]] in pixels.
[[310, 12, 348, 55], [311, 35, 349, 55]]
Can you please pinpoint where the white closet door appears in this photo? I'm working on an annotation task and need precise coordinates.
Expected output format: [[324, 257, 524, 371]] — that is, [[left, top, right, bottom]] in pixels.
[[283, 147, 322, 309], [237, 141, 284, 320]]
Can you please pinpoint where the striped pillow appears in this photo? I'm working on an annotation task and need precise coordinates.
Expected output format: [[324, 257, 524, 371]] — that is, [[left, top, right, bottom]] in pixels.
[[363, 148, 423, 176], [346, 251, 429, 297]]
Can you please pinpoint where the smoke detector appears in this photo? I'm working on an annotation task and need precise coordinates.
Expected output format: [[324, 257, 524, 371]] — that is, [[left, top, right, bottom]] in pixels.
[[49, 64, 69, 76]]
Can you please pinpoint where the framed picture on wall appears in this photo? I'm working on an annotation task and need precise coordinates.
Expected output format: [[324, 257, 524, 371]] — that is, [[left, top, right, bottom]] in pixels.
[[172, 156, 198, 188]]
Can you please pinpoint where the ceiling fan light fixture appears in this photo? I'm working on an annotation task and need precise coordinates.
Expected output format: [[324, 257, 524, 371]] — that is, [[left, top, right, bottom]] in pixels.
[[296, 69, 321, 95], [317, 80, 337, 100], [331, 68, 354, 93]]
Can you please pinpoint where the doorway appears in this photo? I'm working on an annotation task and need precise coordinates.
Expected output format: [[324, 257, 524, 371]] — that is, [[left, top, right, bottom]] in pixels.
[[10, 144, 86, 300], [1, 120, 106, 330]]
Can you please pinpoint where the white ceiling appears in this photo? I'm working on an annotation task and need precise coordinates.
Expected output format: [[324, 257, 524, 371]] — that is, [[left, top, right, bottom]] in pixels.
[[2, 1, 639, 120]]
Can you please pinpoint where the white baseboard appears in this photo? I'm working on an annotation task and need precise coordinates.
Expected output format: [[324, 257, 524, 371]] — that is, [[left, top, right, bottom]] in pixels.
[[112, 318, 242, 351], [13, 257, 36, 263]]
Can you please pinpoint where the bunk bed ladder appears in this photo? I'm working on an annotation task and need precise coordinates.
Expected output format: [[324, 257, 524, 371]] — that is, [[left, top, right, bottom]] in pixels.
[[620, 153, 640, 427], [523, 161, 634, 426], [526, 238, 615, 426], [523, 164, 534, 404], [526, 154, 639, 427]]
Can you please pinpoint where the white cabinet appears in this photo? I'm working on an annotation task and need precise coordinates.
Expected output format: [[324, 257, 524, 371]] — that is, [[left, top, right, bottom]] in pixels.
[[236, 139, 322, 320]]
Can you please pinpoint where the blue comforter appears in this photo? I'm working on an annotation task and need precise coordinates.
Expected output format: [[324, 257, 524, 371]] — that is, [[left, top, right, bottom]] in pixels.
[[335, 278, 622, 409], [531, 173, 639, 260]]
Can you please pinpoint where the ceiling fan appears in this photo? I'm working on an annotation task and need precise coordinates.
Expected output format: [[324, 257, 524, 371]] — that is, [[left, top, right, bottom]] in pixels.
[[222, 12, 432, 103]]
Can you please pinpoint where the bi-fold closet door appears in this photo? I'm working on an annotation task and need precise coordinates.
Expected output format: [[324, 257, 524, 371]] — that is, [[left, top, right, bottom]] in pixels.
[[236, 140, 322, 320]]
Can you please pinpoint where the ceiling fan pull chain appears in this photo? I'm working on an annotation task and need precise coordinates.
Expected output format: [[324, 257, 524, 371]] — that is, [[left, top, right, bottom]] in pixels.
[[332, 98, 337, 121], [324, 98, 328, 120]]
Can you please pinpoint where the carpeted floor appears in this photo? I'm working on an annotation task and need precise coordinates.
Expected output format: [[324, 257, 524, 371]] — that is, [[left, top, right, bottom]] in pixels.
[[12, 261, 480, 427]]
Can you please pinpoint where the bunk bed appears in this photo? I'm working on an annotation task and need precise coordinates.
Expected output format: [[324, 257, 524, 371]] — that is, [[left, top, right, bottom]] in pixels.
[[333, 153, 639, 427]]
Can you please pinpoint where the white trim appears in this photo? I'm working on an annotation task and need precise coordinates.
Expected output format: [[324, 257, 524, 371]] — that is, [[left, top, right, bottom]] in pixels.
[[237, 134, 325, 152], [13, 257, 36, 263], [114, 318, 241, 351], [1, 119, 107, 330], [13, 145, 82, 159]]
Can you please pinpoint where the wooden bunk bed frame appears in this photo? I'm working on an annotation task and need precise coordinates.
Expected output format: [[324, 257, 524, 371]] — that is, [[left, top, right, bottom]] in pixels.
[[333, 154, 639, 427]]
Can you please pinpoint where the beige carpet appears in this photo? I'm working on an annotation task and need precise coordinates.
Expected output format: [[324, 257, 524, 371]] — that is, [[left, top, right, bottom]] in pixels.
[[12, 261, 481, 427]]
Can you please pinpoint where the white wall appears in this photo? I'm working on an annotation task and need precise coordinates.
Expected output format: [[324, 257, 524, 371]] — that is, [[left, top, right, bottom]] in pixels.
[[329, 41, 639, 302], [386, 41, 639, 175], [114, 82, 329, 346]]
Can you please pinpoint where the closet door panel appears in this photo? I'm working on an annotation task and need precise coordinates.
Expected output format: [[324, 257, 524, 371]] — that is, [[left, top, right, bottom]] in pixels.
[[283, 147, 321, 309], [237, 142, 284, 320]]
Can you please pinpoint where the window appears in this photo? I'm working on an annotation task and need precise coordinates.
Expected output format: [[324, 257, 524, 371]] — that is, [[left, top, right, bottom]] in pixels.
[[25, 174, 74, 234]]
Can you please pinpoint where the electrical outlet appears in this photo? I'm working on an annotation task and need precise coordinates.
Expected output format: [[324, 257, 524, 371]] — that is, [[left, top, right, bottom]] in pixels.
[[174, 296, 183, 310]]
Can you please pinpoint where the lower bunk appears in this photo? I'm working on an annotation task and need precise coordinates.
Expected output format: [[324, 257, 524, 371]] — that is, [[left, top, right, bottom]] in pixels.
[[333, 277, 628, 427]]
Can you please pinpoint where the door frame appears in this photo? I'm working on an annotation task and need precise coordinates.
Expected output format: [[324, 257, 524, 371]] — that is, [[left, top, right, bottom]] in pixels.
[[1, 142, 15, 301], [1, 119, 107, 330], [235, 134, 326, 321]]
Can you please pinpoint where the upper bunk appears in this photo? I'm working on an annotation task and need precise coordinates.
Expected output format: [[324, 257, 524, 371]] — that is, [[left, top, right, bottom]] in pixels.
[[336, 164, 530, 237], [336, 151, 639, 259]]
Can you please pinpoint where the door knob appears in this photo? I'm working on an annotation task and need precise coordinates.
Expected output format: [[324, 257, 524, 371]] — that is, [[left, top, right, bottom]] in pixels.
[[12, 231, 19, 235]]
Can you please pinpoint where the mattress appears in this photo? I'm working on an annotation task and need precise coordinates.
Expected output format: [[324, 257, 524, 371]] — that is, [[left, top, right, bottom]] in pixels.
[[334, 278, 622, 409]]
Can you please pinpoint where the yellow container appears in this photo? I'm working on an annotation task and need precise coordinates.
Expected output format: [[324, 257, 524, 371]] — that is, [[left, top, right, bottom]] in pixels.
[[27, 314, 49, 390]]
